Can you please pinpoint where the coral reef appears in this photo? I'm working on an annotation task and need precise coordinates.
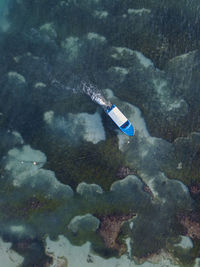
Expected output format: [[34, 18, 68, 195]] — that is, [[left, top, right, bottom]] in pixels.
[[179, 212, 200, 240], [98, 214, 134, 254], [0, 0, 200, 266]]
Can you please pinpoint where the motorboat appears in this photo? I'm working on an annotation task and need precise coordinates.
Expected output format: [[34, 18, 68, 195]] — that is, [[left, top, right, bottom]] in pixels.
[[106, 104, 134, 136]]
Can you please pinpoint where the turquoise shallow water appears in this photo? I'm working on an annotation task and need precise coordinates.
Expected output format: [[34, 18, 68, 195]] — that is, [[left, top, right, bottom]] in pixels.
[[0, 0, 200, 266]]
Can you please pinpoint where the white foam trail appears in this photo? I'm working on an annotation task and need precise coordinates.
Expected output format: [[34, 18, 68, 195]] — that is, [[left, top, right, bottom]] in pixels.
[[82, 82, 111, 108]]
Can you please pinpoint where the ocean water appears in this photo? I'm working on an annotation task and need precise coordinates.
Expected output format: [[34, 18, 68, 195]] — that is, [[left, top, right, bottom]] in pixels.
[[0, 0, 200, 266]]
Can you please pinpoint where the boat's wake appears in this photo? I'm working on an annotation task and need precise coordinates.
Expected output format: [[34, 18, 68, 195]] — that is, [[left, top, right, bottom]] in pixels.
[[82, 82, 111, 109]]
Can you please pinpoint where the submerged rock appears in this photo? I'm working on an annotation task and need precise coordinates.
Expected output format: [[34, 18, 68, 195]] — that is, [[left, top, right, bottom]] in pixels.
[[174, 235, 193, 249], [7, 71, 26, 86], [166, 50, 200, 134], [39, 22, 57, 39], [190, 183, 200, 196], [107, 66, 129, 84], [61, 36, 83, 63], [76, 182, 103, 197], [165, 50, 200, 100], [116, 166, 132, 179], [172, 132, 200, 184], [179, 212, 200, 240], [92, 10, 109, 20], [68, 214, 100, 234], [5, 145, 47, 186], [87, 32, 107, 45], [0, 237, 24, 267], [61, 32, 107, 68], [44, 110, 106, 145], [98, 213, 135, 254], [4, 144, 74, 198], [110, 175, 152, 211]]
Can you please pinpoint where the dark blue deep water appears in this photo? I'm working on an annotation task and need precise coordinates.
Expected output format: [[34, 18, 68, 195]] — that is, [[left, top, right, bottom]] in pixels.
[[0, 0, 200, 266]]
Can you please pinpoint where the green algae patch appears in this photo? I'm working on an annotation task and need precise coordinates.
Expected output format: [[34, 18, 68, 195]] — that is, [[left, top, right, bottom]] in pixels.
[[50, 94, 97, 117], [32, 129, 125, 191], [3, 192, 62, 221], [166, 238, 200, 267], [46, 136, 124, 190]]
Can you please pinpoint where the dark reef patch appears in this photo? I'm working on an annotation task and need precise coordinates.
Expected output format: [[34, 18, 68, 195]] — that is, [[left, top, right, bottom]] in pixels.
[[31, 130, 125, 191]]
